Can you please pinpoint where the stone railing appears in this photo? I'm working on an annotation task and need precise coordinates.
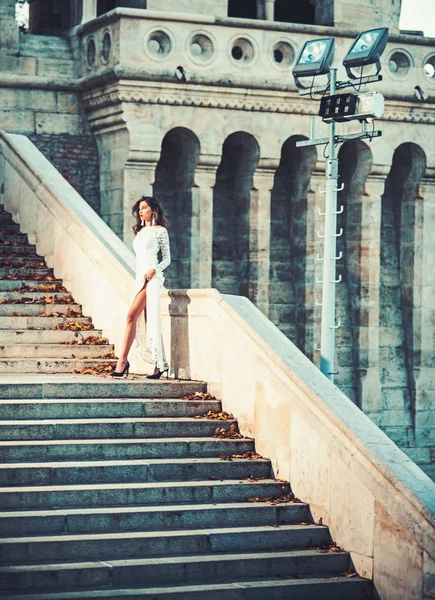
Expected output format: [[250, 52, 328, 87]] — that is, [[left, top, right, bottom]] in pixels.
[[0, 130, 147, 372], [161, 289, 435, 600], [1, 131, 434, 599]]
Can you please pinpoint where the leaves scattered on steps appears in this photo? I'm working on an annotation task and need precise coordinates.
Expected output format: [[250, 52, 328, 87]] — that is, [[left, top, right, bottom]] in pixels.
[[311, 540, 344, 553], [2, 261, 45, 269], [4, 284, 67, 294], [246, 490, 302, 505], [60, 335, 110, 345], [183, 392, 217, 401], [40, 308, 82, 318], [0, 271, 54, 281], [213, 423, 246, 439], [195, 409, 234, 421], [27, 326, 44, 330], [1, 250, 39, 258], [100, 350, 118, 359], [0, 294, 75, 305], [52, 320, 95, 331], [219, 451, 264, 461], [71, 364, 116, 375]]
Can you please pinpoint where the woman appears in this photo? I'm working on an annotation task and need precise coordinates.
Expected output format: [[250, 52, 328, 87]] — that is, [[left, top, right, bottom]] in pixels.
[[111, 196, 171, 379]]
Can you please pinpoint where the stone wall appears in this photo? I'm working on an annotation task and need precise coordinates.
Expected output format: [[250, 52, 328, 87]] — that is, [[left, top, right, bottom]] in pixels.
[[29, 133, 100, 213]]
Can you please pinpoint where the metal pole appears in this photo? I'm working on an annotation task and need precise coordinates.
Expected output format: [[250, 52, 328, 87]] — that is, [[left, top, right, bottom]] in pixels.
[[320, 68, 339, 380]]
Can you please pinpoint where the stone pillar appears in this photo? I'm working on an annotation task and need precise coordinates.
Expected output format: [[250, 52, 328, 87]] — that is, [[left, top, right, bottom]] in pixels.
[[264, 0, 276, 21], [414, 180, 435, 479], [249, 170, 273, 316], [256, 0, 265, 20], [123, 154, 158, 244], [358, 173, 384, 419], [0, 0, 18, 53], [190, 162, 217, 289], [81, 0, 97, 23]]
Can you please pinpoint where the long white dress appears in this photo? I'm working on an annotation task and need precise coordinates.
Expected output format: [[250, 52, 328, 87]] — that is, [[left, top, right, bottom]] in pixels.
[[132, 225, 171, 371]]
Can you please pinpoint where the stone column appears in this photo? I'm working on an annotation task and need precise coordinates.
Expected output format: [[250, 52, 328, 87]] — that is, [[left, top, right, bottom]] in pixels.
[[190, 162, 217, 289], [358, 173, 384, 418], [123, 153, 159, 244], [256, 0, 265, 20], [249, 169, 273, 316], [414, 180, 435, 478], [264, 0, 276, 21], [81, 0, 97, 23], [0, 0, 18, 53]]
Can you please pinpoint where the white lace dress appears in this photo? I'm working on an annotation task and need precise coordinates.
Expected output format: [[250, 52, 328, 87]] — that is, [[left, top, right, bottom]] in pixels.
[[132, 225, 171, 371]]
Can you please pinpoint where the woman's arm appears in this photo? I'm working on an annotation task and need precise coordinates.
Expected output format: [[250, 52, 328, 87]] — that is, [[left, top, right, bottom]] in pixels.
[[156, 227, 171, 273]]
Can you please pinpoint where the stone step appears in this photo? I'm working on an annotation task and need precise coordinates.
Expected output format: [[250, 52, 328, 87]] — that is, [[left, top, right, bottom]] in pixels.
[[0, 245, 37, 256], [0, 344, 112, 359], [0, 291, 70, 301], [0, 280, 64, 291], [0, 501, 308, 537], [0, 268, 53, 278], [0, 233, 28, 244], [0, 316, 92, 329], [0, 399, 221, 420], [0, 380, 207, 399], [0, 358, 115, 374], [0, 330, 104, 344], [0, 304, 81, 317], [0, 479, 289, 510], [0, 550, 350, 592], [0, 524, 330, 562], [0, 457, 272, 486], [0, 258, 46, 267], [0, 576, 373, 599], [0, 437, 254, 463], [0, 417, 237, 440], [0, 222, 20, 232]]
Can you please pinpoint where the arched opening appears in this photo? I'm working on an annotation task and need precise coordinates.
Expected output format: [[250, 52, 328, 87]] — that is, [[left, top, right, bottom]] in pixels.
[[228, 0, 257, 19], [274, 0, 315, 24], [380, 143, 426, 423], [269, 135, 316, 350], [97, 0, 146, 16], [154, 127, 201, 289], [28, 0, 72, 35], [212, 132, 260, 297], [335, 140, 372, 405]]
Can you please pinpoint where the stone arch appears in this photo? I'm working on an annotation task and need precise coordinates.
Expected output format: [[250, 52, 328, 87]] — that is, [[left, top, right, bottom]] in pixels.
[[275, 0, 315, 24], [269, 135, 316, 349], [380, 143, 427, 421], [154, 127, 201, 288], [212, 132, 260, 297], [228, 0, 257, 19], [335, 140, 373, 405]]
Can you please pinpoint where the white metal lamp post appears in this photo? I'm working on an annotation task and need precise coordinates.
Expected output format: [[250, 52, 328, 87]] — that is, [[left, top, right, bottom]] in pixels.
[[291, 28, 389, 381]]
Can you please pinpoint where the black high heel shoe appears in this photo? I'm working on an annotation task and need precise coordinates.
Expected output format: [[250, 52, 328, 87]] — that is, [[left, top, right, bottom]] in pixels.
[[146, 367, 169, 380], [111, 360, 130, 378]]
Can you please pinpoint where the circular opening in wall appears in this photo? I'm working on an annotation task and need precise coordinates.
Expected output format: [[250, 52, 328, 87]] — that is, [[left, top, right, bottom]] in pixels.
[[272, 41, 294, 69], [230, 37, 255, 65], [86, 38, 96, 67], [388, 51, 411, 77], [188, 33, 215, 64], [146, 30, 172, 59], [423, 54, 435, 80], [102, 31, 111, 63]]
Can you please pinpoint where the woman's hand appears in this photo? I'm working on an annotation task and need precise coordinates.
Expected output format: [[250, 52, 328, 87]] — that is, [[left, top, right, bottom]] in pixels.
[[145, 268, 156, 282]]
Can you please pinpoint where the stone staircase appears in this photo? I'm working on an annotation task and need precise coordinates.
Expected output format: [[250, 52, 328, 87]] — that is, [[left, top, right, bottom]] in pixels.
[[0, 205, 116, 374], [0, 205, 372, 598]]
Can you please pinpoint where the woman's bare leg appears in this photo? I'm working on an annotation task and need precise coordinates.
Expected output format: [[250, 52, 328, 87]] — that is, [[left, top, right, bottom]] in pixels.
[[114, 286, 147, 372]]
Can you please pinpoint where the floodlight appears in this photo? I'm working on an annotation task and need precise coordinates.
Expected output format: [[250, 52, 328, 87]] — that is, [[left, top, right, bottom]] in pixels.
[[292, 38, 335, 89], [343, 28, 389, 79], [319, 91, 384, 123]]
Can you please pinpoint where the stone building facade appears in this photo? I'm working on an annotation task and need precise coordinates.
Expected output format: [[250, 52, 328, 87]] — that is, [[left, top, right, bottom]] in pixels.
[[1, 0, 435, 478]]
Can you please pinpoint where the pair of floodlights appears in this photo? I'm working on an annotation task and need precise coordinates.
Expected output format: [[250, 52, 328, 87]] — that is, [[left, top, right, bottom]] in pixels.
[[292, 28, 389, 124]]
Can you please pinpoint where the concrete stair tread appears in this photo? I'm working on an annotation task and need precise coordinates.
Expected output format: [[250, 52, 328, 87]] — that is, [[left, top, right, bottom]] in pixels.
[[0, 399, 218, 406], [0, 345, 113, 359], [0, 417, 235, 425], [0, 523, 327, 544], [0, 306, 81, 315], [0, 456, 270, 468], [0, 501, 308, 519], [0, 330, 104, 342], [0, 576, 371, 599], [0, 478, 286, 494], [0, 436, 248, 446]]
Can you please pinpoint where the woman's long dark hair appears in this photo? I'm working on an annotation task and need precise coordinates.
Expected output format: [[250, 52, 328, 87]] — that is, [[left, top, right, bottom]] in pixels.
[[132, 196, 168, 236]]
